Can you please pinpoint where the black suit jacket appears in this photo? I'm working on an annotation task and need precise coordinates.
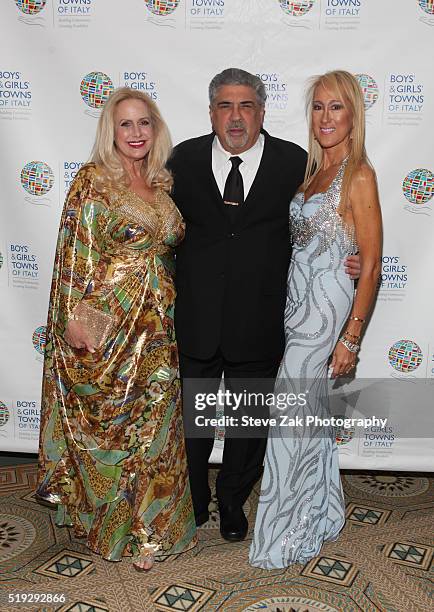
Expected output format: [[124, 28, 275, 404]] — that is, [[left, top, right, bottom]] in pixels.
[[169, 130, 307, 362]]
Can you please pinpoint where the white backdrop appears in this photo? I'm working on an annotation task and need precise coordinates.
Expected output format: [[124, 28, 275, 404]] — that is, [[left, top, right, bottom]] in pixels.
[[0, 0, 433, 470]]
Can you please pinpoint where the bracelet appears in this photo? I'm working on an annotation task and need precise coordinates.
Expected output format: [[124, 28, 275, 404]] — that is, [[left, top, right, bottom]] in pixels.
[[343, 331, 360, 341], [339, 337, 360, 353], [350, 316, 365, 324], [68, 314, 79, 321]]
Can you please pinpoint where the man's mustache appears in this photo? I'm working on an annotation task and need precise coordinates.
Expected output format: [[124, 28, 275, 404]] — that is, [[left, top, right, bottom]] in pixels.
[[226, 121, 246, 131]]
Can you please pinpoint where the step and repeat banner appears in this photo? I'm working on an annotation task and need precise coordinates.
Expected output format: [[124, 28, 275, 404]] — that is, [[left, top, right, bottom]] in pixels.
[[0, 0, 433, 469]]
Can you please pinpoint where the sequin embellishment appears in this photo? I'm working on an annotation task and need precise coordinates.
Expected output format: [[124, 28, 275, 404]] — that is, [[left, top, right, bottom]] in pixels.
[[290, 159, 358, 255]]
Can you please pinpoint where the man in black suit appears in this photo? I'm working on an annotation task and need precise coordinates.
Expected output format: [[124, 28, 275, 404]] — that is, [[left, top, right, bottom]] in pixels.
[[169, 68, 357, 541]]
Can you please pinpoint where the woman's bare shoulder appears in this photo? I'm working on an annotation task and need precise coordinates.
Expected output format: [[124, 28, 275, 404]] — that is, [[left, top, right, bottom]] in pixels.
[[352, 162, 377, 186]]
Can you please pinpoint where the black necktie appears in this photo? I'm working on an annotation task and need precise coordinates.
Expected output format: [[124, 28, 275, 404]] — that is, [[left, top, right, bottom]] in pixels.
[[223, 156, 244, 207]]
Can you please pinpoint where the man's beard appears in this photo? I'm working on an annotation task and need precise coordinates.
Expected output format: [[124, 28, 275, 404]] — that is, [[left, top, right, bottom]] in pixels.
[[224, 121, 249, 150]]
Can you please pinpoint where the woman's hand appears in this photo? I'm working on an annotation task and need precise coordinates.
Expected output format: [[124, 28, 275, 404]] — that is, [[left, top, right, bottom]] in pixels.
[[330, 341, 356, 379], [344, 254, 361, 280], [64, 320, 96, 353]]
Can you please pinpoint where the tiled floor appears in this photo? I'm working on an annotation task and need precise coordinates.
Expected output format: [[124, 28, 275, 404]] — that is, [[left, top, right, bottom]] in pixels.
[[1, 463, 433, 611]]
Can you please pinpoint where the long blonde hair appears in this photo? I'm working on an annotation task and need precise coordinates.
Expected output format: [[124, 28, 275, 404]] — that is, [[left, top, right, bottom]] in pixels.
[[304, 70, 371, 207], [90, 87, 173, 192]]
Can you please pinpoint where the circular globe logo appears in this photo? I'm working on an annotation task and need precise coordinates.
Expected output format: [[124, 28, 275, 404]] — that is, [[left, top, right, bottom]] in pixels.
[[355, 74, 379, 110], [80, 72, 114, 109], [388, 340, 423, 373], [21, 161, 54, 196], [402, 168, 433, 205], [419, 0, 434, 15], [335, 417, 355, 446], [15, 0, 46, 14], [0, 402, 10, 427], [279, 0, 314, 16], [144, 0, 180, 16], [32, 325, 46, 355]]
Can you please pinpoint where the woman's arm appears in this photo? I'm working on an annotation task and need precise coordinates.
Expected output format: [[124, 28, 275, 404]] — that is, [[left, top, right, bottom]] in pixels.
[[49, 166, 106, 352], [330, 164, 382, 378]]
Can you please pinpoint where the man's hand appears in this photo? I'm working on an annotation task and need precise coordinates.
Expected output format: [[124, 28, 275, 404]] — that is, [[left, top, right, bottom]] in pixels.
[[344, 254, 361, 280]]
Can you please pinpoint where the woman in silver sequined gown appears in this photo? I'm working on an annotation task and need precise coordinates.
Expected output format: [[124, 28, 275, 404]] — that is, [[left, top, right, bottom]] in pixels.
[[250, 71, 382, 569]]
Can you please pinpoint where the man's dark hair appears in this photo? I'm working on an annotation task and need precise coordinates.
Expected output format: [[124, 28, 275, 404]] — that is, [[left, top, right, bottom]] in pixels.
[[209, 68, 266, 106]]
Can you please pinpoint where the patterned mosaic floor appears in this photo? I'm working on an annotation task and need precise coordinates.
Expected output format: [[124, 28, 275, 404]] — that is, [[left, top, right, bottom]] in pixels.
[[0, 464, 433, 611]]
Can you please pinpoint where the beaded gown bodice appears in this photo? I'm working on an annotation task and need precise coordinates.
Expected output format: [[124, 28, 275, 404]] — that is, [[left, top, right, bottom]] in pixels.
[[290, 159, 357, 270]]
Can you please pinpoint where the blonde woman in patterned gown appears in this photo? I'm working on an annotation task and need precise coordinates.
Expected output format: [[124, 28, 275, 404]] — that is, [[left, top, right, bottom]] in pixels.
[[36, 88, 197, 570], [250, 71, 382, 568]]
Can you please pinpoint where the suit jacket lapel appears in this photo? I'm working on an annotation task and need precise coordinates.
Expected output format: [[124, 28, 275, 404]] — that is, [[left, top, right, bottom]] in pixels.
[[235, 131, 274, 228], [196, 133, 228, 221]]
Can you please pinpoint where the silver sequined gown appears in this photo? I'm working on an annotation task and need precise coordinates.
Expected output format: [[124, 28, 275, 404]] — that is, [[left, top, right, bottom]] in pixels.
[[249, 159, 356, 569]]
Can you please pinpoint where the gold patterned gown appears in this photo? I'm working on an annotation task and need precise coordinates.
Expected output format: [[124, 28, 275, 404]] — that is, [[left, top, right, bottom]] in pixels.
[[37, 164, 197, 561]]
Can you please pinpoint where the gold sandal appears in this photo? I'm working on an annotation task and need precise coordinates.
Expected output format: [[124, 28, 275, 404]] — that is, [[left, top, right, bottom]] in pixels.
[[34, 490, 60, 508]]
